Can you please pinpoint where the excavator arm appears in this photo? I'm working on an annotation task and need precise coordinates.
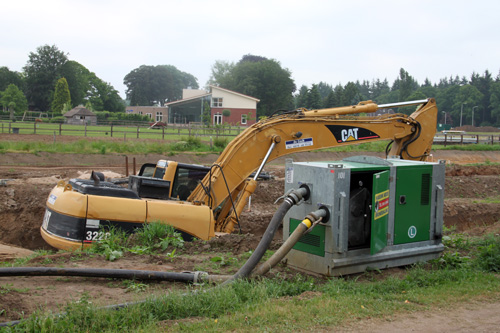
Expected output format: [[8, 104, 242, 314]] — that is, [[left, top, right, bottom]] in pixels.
[[189, 98, 437, 233]]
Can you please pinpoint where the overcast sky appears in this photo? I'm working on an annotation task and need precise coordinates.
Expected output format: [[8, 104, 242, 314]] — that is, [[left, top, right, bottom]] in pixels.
[[3, 0, 499, 99]]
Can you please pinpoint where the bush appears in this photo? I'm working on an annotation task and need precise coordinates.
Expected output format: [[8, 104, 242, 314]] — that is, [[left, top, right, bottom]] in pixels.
[[213, 137, 229, 149], [475, 235, 500, 272], [132, 222, 184, 252], [49, 116, 65, 123]]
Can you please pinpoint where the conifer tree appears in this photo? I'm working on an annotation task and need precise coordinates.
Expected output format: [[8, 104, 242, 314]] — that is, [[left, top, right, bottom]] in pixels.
[[52, 77, 71, 114]]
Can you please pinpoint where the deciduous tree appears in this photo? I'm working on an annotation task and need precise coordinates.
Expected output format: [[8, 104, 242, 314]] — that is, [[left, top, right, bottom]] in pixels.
[[60, 61, 91, 107], [23, 45, 68, 110], [124, 65, 199, 106], [0, 67, 24, 92], [1, 84, 28, 119], [209, 55, 295, 117]]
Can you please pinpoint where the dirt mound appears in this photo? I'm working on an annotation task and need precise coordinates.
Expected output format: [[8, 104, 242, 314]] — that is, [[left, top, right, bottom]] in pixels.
[[444, 199, 500, 233], [455, 125, 500, 132], [446, 164, 500, 176], [445, 175, 500, 199]]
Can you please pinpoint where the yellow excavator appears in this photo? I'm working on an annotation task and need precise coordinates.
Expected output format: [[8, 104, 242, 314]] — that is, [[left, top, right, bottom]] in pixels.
[[41, 98, 438, 250]]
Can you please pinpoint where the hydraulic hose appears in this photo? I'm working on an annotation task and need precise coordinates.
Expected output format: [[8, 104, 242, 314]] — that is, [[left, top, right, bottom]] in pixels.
[[251, 207, 329, 277], [221, 186, 310, 285]]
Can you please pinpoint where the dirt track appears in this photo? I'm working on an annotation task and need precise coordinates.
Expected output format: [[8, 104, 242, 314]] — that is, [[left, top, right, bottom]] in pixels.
[[1, 144, 500, 326]]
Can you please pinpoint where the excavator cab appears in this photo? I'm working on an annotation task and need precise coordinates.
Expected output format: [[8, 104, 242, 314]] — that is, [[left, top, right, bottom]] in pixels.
[[170, 164, 208, 200]]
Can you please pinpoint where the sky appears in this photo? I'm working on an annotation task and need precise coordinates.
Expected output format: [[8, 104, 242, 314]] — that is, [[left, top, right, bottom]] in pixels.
[[2, 0, 499, 99]]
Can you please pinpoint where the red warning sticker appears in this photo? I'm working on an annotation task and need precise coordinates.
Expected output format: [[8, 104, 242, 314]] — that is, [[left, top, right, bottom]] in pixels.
[[374, 190, 389, 220]]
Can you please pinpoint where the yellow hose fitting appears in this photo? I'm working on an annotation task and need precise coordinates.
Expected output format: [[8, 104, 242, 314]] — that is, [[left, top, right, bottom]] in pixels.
[[301, 218, 312, 228]]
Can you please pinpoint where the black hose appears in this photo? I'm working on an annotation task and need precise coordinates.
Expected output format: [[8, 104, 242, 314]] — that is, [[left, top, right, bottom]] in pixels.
[[221, 198, 294, 285], [401, 121, 426, 159], [0, 268, 203, 327], [385, 140, 394, 158], [0, 267, 201, 283], [251, 221, 308, 277]]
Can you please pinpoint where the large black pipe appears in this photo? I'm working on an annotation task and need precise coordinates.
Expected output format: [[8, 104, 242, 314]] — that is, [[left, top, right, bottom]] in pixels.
[[0, 267, 200, 283]]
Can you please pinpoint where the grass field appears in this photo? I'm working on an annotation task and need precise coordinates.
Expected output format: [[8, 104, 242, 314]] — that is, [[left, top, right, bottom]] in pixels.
[[2, 120, 500, 155], [0, 121, 242, 141]]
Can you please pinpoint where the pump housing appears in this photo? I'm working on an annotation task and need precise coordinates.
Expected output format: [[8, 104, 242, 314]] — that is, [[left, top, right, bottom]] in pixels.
[[283, 156, 445, 276]]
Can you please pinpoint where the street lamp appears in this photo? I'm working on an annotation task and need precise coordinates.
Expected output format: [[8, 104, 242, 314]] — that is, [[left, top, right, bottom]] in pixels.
[[442, 111, 447, 124], [471, 106, 478, 127], [460, 102, 467, 127]]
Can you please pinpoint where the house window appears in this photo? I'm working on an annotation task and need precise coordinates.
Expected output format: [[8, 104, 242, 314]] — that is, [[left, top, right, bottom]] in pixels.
[[214, 113, 222, 125], [212, 97, 223, 107], [156, 112, 163, 122], [139, 111, 143, 115], [241, 114, 247, 125], [146, 113, 152, 119]]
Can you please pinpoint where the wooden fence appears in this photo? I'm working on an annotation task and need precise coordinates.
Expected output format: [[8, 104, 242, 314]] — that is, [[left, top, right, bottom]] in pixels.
[[433, 134, 500, 146], [3, 121, 500, 146], [0, 121, 244, 140]]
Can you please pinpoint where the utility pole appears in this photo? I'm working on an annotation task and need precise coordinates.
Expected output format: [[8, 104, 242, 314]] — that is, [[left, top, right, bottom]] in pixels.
[[471, 106, 478, 127], [460, 103, 467, 127]]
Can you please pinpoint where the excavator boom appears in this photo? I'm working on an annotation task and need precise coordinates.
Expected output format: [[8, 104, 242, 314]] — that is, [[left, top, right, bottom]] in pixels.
[[190, 99, 437, 210]]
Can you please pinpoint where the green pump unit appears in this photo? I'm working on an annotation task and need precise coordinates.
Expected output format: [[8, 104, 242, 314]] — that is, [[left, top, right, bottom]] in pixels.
[[283, 156, 445, 276]]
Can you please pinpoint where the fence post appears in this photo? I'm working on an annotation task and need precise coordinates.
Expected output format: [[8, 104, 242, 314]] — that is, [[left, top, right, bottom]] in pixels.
[[59, 123, 62, 135], [491, 135, 494, 145], [85, 123, 87, 137], [9, 122, 11, 134], [477, 135, 479, 144], [137, 126, 140, 139], [1, 123, 3, 133], [460, 135, 463, 145], [111, 124, 113, 137], [444, 134, 447, 147], [34, 122, 36, 134], [162, 126, 165, 140]]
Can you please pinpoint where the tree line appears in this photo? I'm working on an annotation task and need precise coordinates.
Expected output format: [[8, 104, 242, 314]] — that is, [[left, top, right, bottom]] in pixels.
[[295, 68, 500, 127], [1, 45, 126, 116], [1, 44, 499, 127]]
